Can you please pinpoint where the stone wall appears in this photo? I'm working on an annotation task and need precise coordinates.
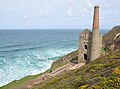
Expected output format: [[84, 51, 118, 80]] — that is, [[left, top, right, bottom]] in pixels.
[[79, 6, 102, 63], [78, 29, 92, 63]]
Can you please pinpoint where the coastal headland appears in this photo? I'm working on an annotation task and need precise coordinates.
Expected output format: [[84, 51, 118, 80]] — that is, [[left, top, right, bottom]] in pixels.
[[1, 25, 120, 89]]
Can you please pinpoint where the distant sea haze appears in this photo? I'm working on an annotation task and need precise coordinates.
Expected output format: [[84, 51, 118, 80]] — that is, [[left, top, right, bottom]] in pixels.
[[0, 29, 107, 86]]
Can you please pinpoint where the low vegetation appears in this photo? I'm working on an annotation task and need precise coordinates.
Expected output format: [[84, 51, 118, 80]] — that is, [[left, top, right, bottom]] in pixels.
[[1, 26, 120, 89], [0, 75, 37, 89], [0, 71, 46, 89], [1, 50, 120, 89], [31, 51, 120, 89], [51, 50, 78, 70], [103, 26, 120, 51]]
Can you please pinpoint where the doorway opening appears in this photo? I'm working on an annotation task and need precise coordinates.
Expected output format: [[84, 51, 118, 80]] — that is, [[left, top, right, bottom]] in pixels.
[[84, 54, 87, 60]]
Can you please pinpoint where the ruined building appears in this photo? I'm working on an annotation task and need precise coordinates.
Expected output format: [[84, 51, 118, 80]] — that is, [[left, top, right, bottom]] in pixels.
[[78, 6, 102, 64]]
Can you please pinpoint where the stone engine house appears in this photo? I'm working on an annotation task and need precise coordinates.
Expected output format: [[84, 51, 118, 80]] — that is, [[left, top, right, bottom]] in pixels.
[[78, 6, 102, 64]]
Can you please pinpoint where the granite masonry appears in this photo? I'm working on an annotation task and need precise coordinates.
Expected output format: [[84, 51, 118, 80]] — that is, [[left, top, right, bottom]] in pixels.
[[79, 6, 102, 64]]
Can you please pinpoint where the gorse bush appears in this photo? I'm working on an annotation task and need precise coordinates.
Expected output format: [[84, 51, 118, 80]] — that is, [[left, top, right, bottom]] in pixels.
[[90, 73, 120, 89], [1, 51, 120, 89], [31, 51, 120, 89], [114, 66, 120, 75]]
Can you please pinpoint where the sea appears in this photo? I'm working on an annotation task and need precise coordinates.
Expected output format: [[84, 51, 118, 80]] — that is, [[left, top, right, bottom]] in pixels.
[[0, 29, 108, 86]]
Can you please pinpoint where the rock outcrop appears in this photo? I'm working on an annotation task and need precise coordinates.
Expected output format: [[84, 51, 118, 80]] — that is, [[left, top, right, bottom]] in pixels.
[[103, 26, 120, 51], [51, 50, 78, 69]]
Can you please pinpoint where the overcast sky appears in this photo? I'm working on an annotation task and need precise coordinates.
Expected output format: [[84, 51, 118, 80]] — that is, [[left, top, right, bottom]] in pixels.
[[0, 0, 120, 29]]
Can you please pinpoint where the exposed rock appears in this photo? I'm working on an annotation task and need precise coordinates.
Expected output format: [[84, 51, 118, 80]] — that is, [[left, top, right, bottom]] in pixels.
[[51, 50, 78, 69], [103, 26, 120, 51]]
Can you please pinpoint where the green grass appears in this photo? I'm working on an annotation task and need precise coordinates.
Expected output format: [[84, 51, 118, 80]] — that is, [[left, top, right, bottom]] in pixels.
[[0, 71, 45, 89], [70, 56, 78, 63], [1, 51, 120, 89], [51, 50, 78, 70], [31, 51, 120, 89], [1, 75, 36, 89]]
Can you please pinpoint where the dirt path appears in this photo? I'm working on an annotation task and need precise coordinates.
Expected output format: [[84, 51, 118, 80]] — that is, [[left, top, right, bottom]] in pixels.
[[114, 33, 120, 41], [15, 63, 85, 89]]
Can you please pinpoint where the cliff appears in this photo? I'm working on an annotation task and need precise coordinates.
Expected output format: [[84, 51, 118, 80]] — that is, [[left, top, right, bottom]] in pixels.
[[1, 26, 120, 89], [103, 26, 120, 51], [51, 50, 78, 70], [1, 51, 120, 89], [32, 51, 120, 89]]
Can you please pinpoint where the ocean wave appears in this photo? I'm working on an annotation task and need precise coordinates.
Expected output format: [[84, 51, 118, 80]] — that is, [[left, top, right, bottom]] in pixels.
[[0, 47, 76, 86], [0, 43, 30, 49], [0, 30, 80, 87], [0, 56, 5, 58], [0, 46, 46, 53], [0, 53, 54, 86]]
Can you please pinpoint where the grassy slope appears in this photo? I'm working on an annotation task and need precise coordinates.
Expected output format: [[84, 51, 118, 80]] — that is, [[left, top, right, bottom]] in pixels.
[[103, 26, 120, 46], [32, 51, 120, 89], [51, 50, 78, 70], [0, 73, 44, 89], [1, 26, 120, 89], [1, 51, 120, 89]]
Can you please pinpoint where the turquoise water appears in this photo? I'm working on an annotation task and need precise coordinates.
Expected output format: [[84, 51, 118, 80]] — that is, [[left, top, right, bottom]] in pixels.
[[0, 30, 81, 86], [0, 29, 107, 86]]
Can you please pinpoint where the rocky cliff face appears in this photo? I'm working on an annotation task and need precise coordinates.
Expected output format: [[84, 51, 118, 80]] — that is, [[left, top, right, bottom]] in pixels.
[[103, 26, 120, 51], [52, 26, 120, 69], [51, 50, 78, 69]]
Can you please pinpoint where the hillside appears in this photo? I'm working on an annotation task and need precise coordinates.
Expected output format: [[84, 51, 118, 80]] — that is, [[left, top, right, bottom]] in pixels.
[[1, 26, 120, 89], [51, 50, 78, 70], [1, 51, 120, 89], [32, 51, 120, 89], [0, 50, 79, 89], [103, 26, 120, 51]]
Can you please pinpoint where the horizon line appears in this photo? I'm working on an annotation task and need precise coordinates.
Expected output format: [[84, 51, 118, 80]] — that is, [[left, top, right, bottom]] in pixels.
[[0, 28, 109, 30]]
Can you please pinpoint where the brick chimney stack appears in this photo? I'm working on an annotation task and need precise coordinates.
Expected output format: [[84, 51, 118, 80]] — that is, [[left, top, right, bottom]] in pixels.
[[92, 6, 99, 30]]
